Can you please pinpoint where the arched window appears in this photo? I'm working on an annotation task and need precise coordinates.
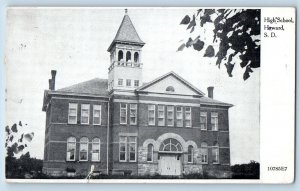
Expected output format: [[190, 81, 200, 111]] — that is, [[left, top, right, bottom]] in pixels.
[[66, 137, 76, 161], [200, 142, 208, 163], [159, 138, 182, 152], [212, 142, 219, 164], [147, 144, 154, 162], [79, 137, 89, 161], [91, 138, 100, 162], [134, 52, 139, 62], [118, 50, 123, 61], [166, 86, 175, 92], [187, 145, 194, 163], [126, 51, 131, 62]]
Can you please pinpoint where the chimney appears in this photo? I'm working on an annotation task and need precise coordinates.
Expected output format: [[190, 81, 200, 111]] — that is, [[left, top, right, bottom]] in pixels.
[[49, 70, 57, 90], [207, 86, 214, 99]]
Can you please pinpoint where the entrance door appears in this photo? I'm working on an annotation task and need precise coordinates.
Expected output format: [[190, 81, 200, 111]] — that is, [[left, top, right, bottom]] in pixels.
[[159, 155, 181, 176]]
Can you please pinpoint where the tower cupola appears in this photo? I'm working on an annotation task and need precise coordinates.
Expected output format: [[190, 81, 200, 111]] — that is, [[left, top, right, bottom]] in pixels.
[[107, 9, 145, 92]]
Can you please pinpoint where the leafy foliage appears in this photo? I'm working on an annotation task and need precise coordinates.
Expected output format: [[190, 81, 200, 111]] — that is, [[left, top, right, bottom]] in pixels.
[[231, 160, 260, 179], [5, 121, 34, 156], [5, 122, 38, 178], [179, 9, 260, 80]]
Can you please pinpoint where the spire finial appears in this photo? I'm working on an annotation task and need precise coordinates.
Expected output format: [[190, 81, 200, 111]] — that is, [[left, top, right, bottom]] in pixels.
[[125, 8, 128, 15]]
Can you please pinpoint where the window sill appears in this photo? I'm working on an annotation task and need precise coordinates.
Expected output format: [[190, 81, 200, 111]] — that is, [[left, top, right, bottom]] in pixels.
[[119, 161, 137, 163], [68, 122, 77, 125]]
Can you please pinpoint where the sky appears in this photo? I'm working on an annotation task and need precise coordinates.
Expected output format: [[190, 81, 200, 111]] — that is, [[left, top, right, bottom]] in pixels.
[[5, 8, 260, 165]]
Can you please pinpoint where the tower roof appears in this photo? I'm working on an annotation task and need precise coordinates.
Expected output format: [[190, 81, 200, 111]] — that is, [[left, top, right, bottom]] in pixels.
[[108, 10, 145, 51]]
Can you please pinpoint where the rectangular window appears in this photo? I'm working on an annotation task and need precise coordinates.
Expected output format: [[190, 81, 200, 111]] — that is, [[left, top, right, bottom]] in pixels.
[[185, 107, 192, 127], [167, 106, 174, 126], [176, 106, 183, 127], [81, 104, 90, 124], [130, 104, 137, 125], [211, 112, 218, 131], [212, 147, 219, 164], [128, 136, 137, 162], [147, 145, 154, 162], [126, 79, 131, 87], [79, 141, 88, 161], [119, 136, 127, 162], [158, 105, 165, 126], [148, 104, 155, 126], [118, 79, 123, 86], [120, 103, 127, 124], [91, 140, 100, 162], [188, 147, 193, 163], [201, 148, 208, 163], [93, 105, 101, 125], [134, 80, 139, 87], [68, 103, 78, 124], [200, 112, 207, 130], [67, 141, 76, 161], [119, 136, 137, 162]]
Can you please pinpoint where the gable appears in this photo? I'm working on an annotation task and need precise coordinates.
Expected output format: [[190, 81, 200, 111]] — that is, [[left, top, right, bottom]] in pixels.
[[138, 73, 204, 96]]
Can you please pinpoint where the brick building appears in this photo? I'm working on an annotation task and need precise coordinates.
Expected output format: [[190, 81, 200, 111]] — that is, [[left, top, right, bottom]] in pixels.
[[42, 10, 233, 178]]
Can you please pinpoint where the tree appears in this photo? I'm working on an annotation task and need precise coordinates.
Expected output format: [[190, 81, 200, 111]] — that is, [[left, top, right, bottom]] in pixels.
[[231, 160, 260, 179], [179, 9, 260, 80], [5, 122, 35, 178]]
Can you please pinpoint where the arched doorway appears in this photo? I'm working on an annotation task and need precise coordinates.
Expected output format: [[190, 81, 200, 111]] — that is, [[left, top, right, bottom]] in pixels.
[[158, 138, 183, 176]]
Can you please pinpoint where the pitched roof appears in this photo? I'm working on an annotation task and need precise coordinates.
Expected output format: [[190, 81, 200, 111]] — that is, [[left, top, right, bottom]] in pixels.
[[108, 13, 145, 51], [55, 78, 108, 96], [199, 96, 233, 107], [49, 76, 232, 107], [136, 71, 205, 96]]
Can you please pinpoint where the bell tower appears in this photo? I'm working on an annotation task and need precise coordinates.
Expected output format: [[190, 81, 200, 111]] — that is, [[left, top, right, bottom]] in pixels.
[[107, 9, 145, 92]]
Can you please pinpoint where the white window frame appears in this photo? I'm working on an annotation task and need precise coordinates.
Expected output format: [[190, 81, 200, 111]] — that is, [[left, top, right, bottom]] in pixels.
[[187, 145, 194, 163], [200, 142, 208, 164], [119, 136, 127, 162], [185, 107, 192, 127], [81, 104, 90, 125], [167, 106, 174, 126], [211, 112, 218, 131], [93, 105, 101, 125], [120, 103, 127, 124], [147, 144, 154, 162], [130, 104, 137, 125], [134, 80, 139, 87], [212, 144, 220, 164], [68, 103, 78, 124], [148, 104, 155, 126], [126, 79, 131, 87], [66, 137, 76, 161], [200, 112, 207, 130], [158, 105, 165, 126], [91, 138, 101, 162], [176, 106, 183, 127], [79, 137, 89, 162], [118, 79, 123, 86], [128, 136, 137, 162]]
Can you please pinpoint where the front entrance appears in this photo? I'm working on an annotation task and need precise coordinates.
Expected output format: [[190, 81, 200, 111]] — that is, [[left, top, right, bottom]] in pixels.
[[159, 155, 182, 176]]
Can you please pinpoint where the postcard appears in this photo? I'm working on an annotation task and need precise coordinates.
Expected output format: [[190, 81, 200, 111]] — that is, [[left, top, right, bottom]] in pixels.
[[4, 7, 295, 183]]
